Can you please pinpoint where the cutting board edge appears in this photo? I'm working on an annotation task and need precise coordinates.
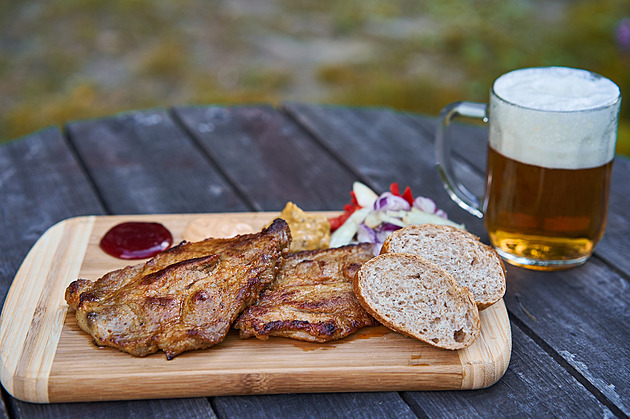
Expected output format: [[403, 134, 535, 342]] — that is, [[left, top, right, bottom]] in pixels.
[[458, 299, 512, 389], [0, 215, 95, 403], [45, 365, 465, 403]]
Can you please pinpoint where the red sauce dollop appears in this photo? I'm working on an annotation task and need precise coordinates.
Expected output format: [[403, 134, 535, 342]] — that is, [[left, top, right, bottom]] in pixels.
[[100, 222, 173, 259]]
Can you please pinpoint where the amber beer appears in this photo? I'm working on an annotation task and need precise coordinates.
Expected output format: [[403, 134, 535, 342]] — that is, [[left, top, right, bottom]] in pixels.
[[436, 66, 621, 270], [484, 147, 613, 268]]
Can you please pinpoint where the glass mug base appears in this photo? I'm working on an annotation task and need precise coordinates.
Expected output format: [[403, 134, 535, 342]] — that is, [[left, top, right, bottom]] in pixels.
[[494, 247, 590, 271], [489, 229, 598, 271]]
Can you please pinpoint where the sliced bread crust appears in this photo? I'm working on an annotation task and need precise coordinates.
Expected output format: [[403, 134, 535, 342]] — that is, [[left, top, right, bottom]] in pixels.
[[354, 253, 480, 350], [381, 224, 506, 310]]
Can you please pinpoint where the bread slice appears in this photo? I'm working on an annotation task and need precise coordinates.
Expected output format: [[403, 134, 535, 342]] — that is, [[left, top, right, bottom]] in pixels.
[[354, 253, 480, 350], [381, 224, 506, 310]]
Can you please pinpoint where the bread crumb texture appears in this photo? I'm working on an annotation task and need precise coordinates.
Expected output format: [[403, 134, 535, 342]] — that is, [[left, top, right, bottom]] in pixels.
[[356, 253, 480, 350], [381, 224, 506, 309]]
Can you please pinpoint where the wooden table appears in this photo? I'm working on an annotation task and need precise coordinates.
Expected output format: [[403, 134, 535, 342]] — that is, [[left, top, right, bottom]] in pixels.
[[0, 103, 628, 418]]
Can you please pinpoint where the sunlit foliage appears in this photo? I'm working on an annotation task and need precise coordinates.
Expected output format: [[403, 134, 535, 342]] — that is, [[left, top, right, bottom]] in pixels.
[[1, 0, 628, 154]]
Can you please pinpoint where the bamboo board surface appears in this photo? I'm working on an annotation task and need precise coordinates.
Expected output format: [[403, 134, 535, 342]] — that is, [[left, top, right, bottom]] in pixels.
[[0, 213, 511, 403]]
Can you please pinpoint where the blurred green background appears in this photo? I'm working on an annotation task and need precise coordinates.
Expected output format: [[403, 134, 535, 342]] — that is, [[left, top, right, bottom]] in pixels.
[[1, 0, 629, 155]]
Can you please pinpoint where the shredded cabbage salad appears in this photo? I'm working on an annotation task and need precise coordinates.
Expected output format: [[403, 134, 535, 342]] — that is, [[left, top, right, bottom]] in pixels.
[[329, 182, 464, 254]]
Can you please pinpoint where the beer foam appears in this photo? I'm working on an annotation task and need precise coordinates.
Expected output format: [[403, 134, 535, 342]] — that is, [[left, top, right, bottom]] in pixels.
[[493, 67, 620, 111], [489, 67, 621, 169]]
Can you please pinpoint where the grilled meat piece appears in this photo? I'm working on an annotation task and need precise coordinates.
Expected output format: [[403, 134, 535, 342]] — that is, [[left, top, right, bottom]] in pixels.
[[234, 243, 378, 343], [65, 218, 291, 359]]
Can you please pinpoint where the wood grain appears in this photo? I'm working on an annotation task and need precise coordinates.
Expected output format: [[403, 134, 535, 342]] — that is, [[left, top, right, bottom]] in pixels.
[[2, 217, 94, 403], [404, 323, 617, 417], [65, 109, 248, 214], [212, 392, 418, 419], [172, 105, 358, 212], [0, 128, 105, 303], [0, 213, 510, 403]]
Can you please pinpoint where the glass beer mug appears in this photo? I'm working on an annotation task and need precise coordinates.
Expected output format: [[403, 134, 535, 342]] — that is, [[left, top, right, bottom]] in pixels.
[[436, 67, 621, 270]]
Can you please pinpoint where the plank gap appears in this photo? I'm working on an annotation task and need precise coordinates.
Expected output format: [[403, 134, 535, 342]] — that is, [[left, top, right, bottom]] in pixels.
[[509, 314, 627, 417], [208, 397, 222, 418], [398, 391, 427, 418], [1, 387, 16, 418], [63, 124, 112, 215], [592, 253, 630, 284], [281, 102, 375, 189], [168, 108, 260, 212]]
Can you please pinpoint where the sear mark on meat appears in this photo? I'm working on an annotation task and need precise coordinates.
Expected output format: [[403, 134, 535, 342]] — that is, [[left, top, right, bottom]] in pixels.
[[234, 243, 378, 343], [65, 218, 291, 359]]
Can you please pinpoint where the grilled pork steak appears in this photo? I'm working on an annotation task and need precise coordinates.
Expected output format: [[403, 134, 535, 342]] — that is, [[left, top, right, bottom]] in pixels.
[[234, 243, 378, 342], [65, 219, 291, 359]]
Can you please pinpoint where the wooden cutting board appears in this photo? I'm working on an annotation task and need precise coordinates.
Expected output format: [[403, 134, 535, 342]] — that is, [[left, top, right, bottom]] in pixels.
[[0, 213, 511, 403]]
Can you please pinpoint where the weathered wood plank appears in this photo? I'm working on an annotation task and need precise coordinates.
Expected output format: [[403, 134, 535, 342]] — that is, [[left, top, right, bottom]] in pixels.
[[0, 128, 217, 417], [8, 397, 216, 419], [596, 156, 630, 275], [172, 105, 357, 212], [0, 390, 11, 419], [66, 109, 248, 215], [283, 102, 629, 416], [0, 128, 103, 305], [213, 392, 417, 419], [403, 323, 616, 418], [503, 259, 629, 416]]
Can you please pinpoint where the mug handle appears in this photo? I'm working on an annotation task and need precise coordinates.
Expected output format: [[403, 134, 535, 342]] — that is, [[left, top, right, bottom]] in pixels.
[[435, 101, 488, 219]]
